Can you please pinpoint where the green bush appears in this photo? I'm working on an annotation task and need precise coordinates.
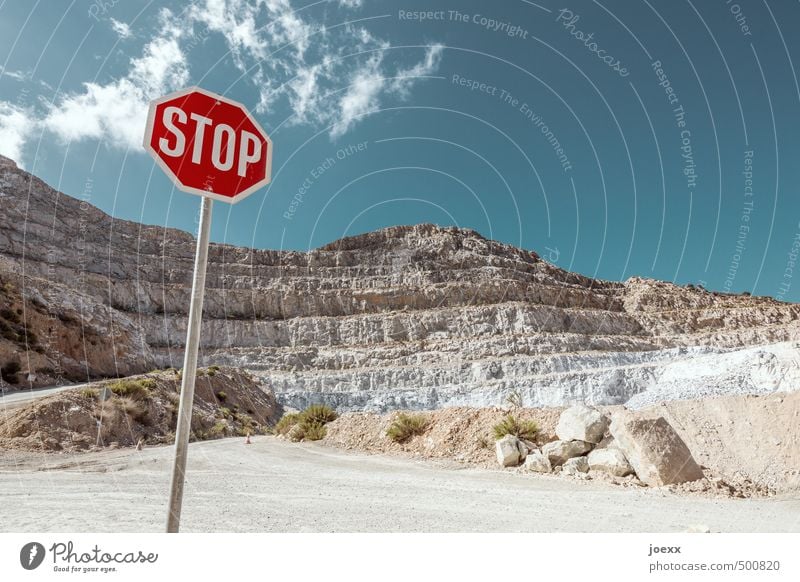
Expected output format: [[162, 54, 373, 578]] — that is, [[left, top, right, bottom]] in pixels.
[[215, 390, 227, 402], [275, 413, 301, 436], [209, 421, 228, 437], [492, 415, 539, 441], [108, 379, 154, 400], [386, 413, 429, 443], [276, 405, 338, 442], [79, 387, 99, 399], [298, 421, 326, 441], [288, 420, 326, 442], [301, 404, 338, 425]]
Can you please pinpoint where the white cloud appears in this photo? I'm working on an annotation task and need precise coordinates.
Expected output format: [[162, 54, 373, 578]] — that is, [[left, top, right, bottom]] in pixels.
[[44, 17, 188, 150], [287, 64, 320, 122], [0, 102, 34, 166], [110, 18, 132, 39], [189, 0, 268, 67], [0, 68, 29, 81], [187, 0, 443, 137], [20, 0, 442, 154], [187, 0, 443, 136], [391, 43, 444, 96], [331, 53, 384, 137], [332, 44, 444, 137]]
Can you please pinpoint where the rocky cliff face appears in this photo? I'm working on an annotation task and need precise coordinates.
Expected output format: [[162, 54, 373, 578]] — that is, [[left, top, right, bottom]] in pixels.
[[1, 154, 798, 408]]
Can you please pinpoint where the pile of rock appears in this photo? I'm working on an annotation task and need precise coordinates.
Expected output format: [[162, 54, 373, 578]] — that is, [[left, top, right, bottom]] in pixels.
[[495, 404, 705, 487]]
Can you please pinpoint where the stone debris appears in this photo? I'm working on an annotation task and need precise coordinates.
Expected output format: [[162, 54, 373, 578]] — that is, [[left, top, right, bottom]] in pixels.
[[587, 447, 633, 477], [541, 439, 594, 467], [610, 411, 704, 487], [321, 391, 799, 496], [562, 456, 590, 475], [556, 404, 609, 444], [522, 450, 552, 473], [495, 434, 527, 467]]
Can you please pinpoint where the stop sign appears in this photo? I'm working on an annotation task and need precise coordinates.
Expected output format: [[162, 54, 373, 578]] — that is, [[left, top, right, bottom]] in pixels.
[[143, 86, 272, 203]]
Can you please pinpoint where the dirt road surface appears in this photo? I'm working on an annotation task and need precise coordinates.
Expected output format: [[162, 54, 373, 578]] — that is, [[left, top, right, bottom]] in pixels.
[[0, 383, 87, 411], [1, 437, 798, 533]]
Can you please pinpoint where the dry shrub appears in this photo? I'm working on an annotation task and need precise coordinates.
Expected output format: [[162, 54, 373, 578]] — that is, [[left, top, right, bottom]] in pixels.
[[289, 421, 326, 442], [108, 379, 155, 400], [278, 405, 337, 442], [386, 413, 429, 443], [492, 415, 539, 441], [301, 404, 338, 424], [275, 413, 301, 436], [113, 396, 148, 422]]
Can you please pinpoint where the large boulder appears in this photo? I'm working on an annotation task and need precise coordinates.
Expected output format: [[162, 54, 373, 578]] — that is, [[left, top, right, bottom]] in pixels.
[[609, 411, 704, 486], [562, 456, 589, 475], [556, 404, 609, 444], [522, 450, 552, 473], [495, 435, 527, 467], [541, 439, 593, 466], [588, 447, 633, 477]]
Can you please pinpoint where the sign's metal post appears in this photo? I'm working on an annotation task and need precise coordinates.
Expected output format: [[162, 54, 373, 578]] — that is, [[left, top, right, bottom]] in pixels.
[[144, 86, 271, 533], [166, 195, 213, 533]]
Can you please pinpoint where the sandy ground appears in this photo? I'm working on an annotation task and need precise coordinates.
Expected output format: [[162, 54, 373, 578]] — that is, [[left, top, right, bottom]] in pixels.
[[1, 436, 798, 533]]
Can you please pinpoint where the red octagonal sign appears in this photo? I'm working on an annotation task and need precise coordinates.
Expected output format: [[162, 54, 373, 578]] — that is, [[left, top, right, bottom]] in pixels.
[[143, 87, 272, 203]]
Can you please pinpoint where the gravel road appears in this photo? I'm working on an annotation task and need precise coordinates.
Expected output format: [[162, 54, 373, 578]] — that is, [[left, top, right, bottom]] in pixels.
[[0, 383, 87, 411], [1, 436, 798, 533]]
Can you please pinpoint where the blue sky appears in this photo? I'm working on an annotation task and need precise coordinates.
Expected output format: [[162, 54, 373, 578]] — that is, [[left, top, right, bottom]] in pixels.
[[1, 0, 799, 301]]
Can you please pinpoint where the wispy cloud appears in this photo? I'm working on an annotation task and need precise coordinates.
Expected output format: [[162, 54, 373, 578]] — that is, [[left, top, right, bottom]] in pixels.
[[332, 43, 443, 136], [0, 103, 34, 166], [0, 68, 29, 82], [110, 18, 133, 39], [43, 11, 189, 150], [7, 0, 442, 163], [185, 0, 443, 136]]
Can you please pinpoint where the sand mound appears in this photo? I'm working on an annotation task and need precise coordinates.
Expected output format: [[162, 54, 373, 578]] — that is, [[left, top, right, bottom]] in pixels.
[[322, 391, 800, 496], [0, 367, 281, 452], [323, 406, 563, 466], [656, 391, 800, 494]]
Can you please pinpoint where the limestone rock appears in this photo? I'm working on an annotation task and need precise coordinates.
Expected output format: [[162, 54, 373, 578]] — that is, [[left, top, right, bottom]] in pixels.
[[541, 439, 593, 466], [562, 456, 589, 475], [495, 435, 527, 467], [610, 411, 704, 486], [1, 156, 799, 411], [587, 447, 633, 477], [522, 450, 551, 473], [556, 404, 609, 444]]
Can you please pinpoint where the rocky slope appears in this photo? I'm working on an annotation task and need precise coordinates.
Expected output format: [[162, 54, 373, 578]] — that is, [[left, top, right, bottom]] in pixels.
[[0, 154, 798, 409], [0, 367, 280, 451]]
